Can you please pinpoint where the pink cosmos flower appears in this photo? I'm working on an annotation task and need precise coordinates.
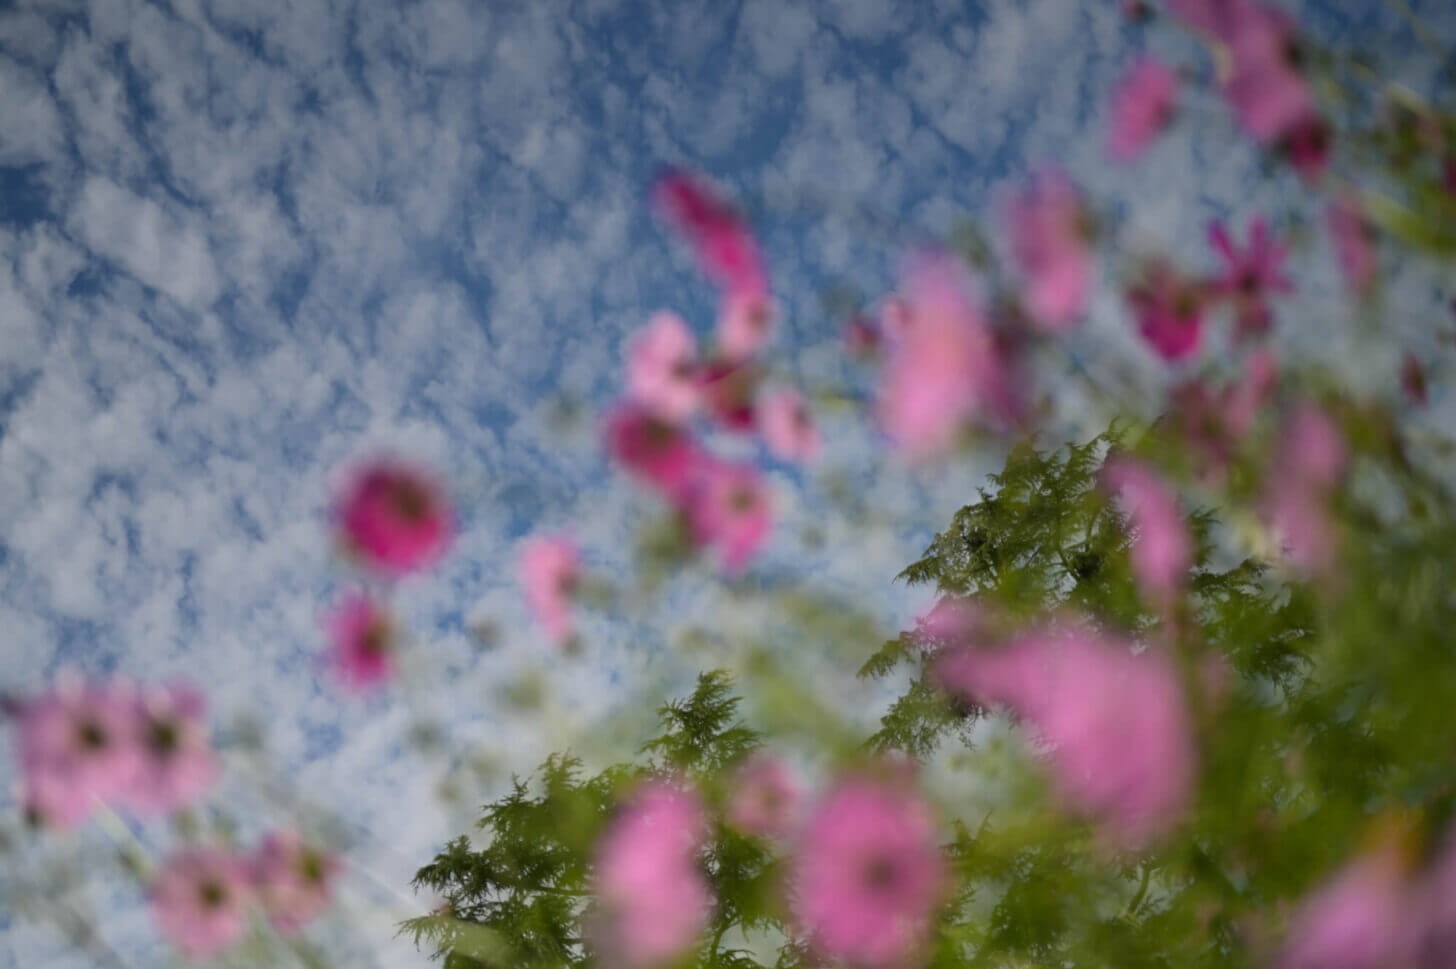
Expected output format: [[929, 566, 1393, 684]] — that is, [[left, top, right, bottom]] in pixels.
[[1327, 198, 1378, 293], [1102, 458, 1191, 605], [335, 460, 452, 576], [1264, 405, 1346, 575], [604, 404, 707, 502], [1006, 171, 1093, 331], [627, 311, 700, 423], [252, 831, 339, 936], [792, 773, 946, 968], [1108, 58, 1180, 162], [151, 848, 253, 959], [1221, 4, 1318, 145], [717, 287, 776, 361], [653, 169, 770, 302], [1280, 848, 1417, 969], [758, 389, 822, 464], [118, 683, 217, 816], [1209, 218, 1293, 339], [937, 624, 1194, 847], [685, 460, 773, 575], [1129, 263, 1209, 362], [696, 360, 761, 433], [1172, 349, 1278, 481], [877, 252, 1020, 457], [14, 679, 142, 829], [326, 594, 396, 692], [727, 755, 801, 838], [592, 781, 711, 969], [519, 535, 581, 644]]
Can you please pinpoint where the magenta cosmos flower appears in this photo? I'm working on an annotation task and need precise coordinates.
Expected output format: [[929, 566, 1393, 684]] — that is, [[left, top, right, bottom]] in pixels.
[[653, 169, 769, 301], [1209, 218, 1293, 339], [1108, 57, 1180, 162], [717, 286, 776, 361], [1101, 457, 1191, 607], [151, 848, 254, 959], [727, 754, 801, 838], [1006, 170, 1093, 331], [685, 460, 773, 575], [592, 781, 712, 969], [118, 682, 217, 816], [758, 388, 822, 464], [792, 773, 946, 968], [937, 624, 1194, 847], [1327, 197, 1378, 294], [335, 460, 452, 576], [13, 678, 142, 829], [1128, 263, 1209, 363], [326, 594, 397, 692], [519, 534, 581, 644], [252, 831, 339, 936], [604, 404, 706, 503], [877, 252, 1019, 457], [627, 310, 700, 423], [1221, 3, 1319, 145]]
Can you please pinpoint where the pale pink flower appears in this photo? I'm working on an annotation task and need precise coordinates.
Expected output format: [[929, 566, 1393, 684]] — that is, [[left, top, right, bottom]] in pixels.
[[1328, 198, 1378, 293], [1221, 4, 1318, 145], [717, 288, 776, 361], [1263, 405, 1346, 575], [792, 774, 946, 968], [696, 360, 760, 433], [1006, 171, 1093, 331], [685, 460, 773, 575], [150, 848, 253, 959], [937, 624, 1194, 847], [877, 253, 1019, 457], [604, 404, 707, 502], [1129, 263, 1208, 362], [326, 594, 396, 692], [13, 679, 141, 828], [1284, 405, 1347, 489], [1209, 218, 1293, 338], [1108, 58, 1180, 162], [592, 781, 711, 969], [627, 311, 700, 422], [727, 755, 801, 838], [118, 683, 217, 816], [758, 389, 822, 464], [1280, 848, 1417, 969], [335, 460, 452, 576], [653, 169, 769, 302], [519, 535, 581, 644], [1102, 458, 1191, 604], [252, 831, 339, 936]]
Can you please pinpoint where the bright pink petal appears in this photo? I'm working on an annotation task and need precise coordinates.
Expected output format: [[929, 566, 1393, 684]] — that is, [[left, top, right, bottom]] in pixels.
[[335, 461, 453, 576], [627, 311, 700, 423], [1108, 58, 1180, 162], [520, 535, 581, 644]]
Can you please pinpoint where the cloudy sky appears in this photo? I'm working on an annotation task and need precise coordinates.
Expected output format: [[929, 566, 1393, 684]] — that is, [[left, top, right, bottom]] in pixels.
[[1, 0, 1453, 965]]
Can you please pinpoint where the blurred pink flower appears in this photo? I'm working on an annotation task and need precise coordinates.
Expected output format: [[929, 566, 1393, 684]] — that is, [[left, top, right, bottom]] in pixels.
[[118, 683, 217, 816], [1209, 218, 1293, 339], [653, 169, 769, 302], [1108, 57, 1180, 162], [685, 460, 773, 575], [1006, 171, 1093, 331], [696, 360, 761, 433], [1172, 349, 1278, 481], [252, 831, 339, 936], [1221, 4, 1318, 144], [604, 404, 706, 502], [326, 594, 396, 692], [14, 678, 141, 829], [1327, 198, 1378, 293], [336, 461, 452, 576], [937, 624, 1194, 847], [151, 849, 253, 959], [792, 773, 946, 968], [1280, 848, 1417, 969], [717, 288, 776, 361], [1283, 114, 1332, 181], [727, 755, 801, 838], [1102, 458, 1191, 604], [627, 311, 700, 423], [1263, 405, 1346, 575], [877, 253, 1020, 457], [520, 535, 581, 644], [758, 389, 822, 464], [1129, 263, 1209, 362], [1284, 405, 1347, 489], [593, 781, 711, 969]]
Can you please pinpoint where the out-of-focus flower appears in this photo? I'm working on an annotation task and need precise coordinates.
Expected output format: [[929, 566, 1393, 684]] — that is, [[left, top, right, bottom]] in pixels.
[[520, 535, 581, 644], [627, 311, 700, 423], [119, 683, 217, 816], [877, 252, 1020, 457], [1263, 405, 1347, 575], [937, 624, 1194, 847], [1102, 457, 1191, 605], [717, 287, 776, 361], [697, 360, 761, 433], [653, 169, 769, 302], [604, 404, 706, 502], [1221, 4, 1319, 145], [1283, 113, 1332, 180], [335, 461, 452, 576], [792, 772, 946, 968], [844, 315, 881, 357], [1129, 263, 1209, 362], [326, 594, 397, 692], [758, 389, 822, 464], [727, 755, 801, 838], [1209, 218, 1293, 338], [1172, 349, 1278, 481], [685, 460, 773, 575], [1280, 845, 1417, 969], [252, 831, 339, 936], [13, 678, 141, 829], [592, 781, 711, 969], [151, 849, 253, 959], [1108, 57, 1180, 162], [1328, 197, 1378, 294], [1006, 170, 1093, 331]]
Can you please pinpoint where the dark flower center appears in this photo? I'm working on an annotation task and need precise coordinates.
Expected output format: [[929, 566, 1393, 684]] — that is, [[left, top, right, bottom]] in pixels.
[[730, 487, 758, 513], [391, 480, 430, 523], [76, 719, 109, 752], [198, 880, 228, 909], [147, 719, 181, 756], [299, 850, 326, 884], [862, 854, 899, 892], [361, 620, 391, 656]]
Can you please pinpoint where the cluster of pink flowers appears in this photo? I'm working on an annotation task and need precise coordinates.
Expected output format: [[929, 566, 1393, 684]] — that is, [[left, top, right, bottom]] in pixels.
[[8, 676, 216, 830], [151, 831, 338, 959]]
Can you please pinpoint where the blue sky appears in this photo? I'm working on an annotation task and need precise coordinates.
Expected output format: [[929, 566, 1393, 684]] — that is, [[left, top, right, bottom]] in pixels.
[[1, 0, 1453, 965]]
